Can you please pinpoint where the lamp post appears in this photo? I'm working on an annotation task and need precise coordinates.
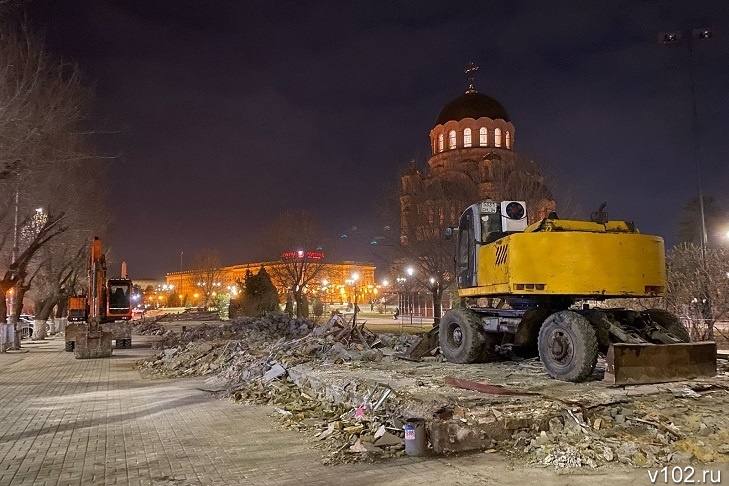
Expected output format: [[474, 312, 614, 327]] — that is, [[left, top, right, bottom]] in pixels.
[[660, 27, 714, 337], [321, 279, 328, 314], [346, 273, 360, 326], [660, 27, 713, 253], [406, 267, 415, 324], [395, 277, 406, 324]]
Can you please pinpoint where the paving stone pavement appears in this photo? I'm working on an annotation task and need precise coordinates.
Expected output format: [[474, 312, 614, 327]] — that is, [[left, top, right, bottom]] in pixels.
[[0, 335, 664, 485]]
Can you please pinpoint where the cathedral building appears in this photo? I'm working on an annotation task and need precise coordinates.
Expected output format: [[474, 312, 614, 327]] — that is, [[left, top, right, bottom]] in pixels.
[[400, 78, 555, 243]]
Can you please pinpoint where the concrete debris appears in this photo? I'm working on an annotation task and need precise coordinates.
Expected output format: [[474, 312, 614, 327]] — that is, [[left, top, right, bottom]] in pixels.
[[262, 363, 287, 383], [133, 319, 167, 336], [136, 314, 729, 469]]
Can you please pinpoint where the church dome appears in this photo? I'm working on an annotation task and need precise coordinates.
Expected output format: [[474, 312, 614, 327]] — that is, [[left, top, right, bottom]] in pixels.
[[435, 91, 510, 125]]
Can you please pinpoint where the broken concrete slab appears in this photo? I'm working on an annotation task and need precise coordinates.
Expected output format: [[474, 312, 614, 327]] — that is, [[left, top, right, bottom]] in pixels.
[[374, 431, 403, 448], [263, 363, 287, 383]]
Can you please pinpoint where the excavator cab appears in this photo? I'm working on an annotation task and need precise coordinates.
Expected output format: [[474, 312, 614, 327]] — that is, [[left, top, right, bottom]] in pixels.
[[107, 279, 132, 320], [453, 200, 528, 288]]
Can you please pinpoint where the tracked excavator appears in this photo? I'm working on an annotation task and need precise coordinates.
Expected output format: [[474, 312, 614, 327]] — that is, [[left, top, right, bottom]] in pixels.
[[439, 200, 717, 385], [65, 237, 133, 358]]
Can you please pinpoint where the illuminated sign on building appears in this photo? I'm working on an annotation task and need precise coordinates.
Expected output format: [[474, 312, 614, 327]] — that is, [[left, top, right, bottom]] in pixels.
[[281, 250, 324, 260]]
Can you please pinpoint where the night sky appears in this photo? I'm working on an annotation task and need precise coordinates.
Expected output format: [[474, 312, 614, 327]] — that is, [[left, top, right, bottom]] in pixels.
[[24, 1, 729, 278]]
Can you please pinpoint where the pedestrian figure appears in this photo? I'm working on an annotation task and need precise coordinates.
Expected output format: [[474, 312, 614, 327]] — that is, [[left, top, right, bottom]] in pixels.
[[393, 306, 400, 319]]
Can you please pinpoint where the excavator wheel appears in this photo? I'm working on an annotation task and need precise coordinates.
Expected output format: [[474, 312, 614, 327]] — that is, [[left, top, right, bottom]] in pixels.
[[440, 308, 499, 363], [645, 309, 691, 342], [538, 310, 598, 382], [115, 339, 125, 349], [64, 341, 74, 352]]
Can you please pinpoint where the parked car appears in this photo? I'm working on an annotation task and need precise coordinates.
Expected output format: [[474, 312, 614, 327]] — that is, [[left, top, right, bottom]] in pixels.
[[19, 315, 51, 339], [19, 315, 34, 339]]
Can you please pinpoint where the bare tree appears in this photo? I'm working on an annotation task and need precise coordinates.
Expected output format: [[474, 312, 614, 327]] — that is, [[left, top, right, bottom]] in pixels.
[[27, 236, 87, 340], [602, 243, 729, 342], [677, 196, 726, 247], [663, 243, 729, 340], [265, 210, 328, 318], [189, 250, 224, 308], [0, 24, 108, 348]]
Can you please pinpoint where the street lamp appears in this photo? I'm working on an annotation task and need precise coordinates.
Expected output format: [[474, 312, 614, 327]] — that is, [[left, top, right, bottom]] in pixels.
[[659, 27, 712, 252], [321, 279, 329, 312], [660, 26, 714, 337], [345, 273, 360, 326]]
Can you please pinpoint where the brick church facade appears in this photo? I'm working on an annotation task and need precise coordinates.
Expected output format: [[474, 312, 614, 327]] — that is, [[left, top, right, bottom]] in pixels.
[[400, 82, 555, 242]]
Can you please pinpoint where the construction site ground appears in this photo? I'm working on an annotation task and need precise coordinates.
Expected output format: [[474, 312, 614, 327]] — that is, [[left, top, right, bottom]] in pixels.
[[1, 316, 726, 485], [138, 315, 728, 475]]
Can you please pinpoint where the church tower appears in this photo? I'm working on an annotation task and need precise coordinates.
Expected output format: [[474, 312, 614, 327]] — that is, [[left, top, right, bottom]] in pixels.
[[400, 65, 554, 243]]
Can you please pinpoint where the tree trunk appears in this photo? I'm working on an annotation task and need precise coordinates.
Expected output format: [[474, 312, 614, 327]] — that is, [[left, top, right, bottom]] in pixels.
[[32, 299, 55, 340], [293, 289, 304, 318], [0, 285, 7, 324], [12, 284, 30, 349], [55, 296, 68, 335]]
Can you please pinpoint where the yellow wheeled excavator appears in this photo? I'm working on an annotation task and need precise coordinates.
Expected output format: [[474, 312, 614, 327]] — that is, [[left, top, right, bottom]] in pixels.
[[440, 200, 717, 385]]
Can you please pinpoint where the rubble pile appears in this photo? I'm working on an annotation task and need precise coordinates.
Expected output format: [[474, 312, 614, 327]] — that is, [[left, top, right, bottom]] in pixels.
[[136, 315, 729, 468], [137, 315, 421, 463], [138, 314, 418, 382], [133, 319, 167, 336], [230, 379, 408, 464], [515, 382, 729, 468]]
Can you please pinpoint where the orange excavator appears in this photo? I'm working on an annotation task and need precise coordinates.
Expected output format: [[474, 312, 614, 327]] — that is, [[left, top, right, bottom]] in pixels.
[[65, 237, 133, 358]]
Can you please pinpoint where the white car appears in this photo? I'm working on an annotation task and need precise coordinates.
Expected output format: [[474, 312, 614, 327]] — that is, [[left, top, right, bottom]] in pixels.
[[19, 315, 51, 339]]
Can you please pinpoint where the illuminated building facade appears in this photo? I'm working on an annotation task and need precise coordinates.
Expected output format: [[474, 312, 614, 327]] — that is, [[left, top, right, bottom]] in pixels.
[[166, 260, 376, 308]]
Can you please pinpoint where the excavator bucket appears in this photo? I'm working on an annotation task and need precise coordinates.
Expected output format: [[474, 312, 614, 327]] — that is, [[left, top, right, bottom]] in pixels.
[[604, 342, 717, 385]]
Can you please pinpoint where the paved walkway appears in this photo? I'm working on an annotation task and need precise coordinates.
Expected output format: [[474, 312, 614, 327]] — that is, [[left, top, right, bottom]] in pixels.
[[0, 335, 665, 485]]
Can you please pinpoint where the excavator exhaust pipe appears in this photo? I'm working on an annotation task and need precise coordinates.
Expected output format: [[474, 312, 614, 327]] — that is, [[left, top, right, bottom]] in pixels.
[[604, 342, 717, 385]]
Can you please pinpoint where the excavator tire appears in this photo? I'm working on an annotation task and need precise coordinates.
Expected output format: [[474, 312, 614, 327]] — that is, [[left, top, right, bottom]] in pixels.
[[115, 339, 124, 349], [538, 310, 598, 382], [440, 308, 498, 363], [124, 339, 132, 349], [64, 341, 74, 352], [645, 309, 691, 342]]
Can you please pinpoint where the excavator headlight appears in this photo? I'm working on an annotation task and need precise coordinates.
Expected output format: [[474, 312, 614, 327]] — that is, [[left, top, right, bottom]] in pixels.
[[504, 202, 525, 220]]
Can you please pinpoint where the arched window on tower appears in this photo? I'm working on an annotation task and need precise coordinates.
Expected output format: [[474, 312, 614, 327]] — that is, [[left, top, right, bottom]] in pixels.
[[479, 127, 487, 146], [448, 130, 456, 149], [495, 128, 502, 147], [438, 133, 444, 152], [463, 128, 472, 148], [505, 131, 511, 149]]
